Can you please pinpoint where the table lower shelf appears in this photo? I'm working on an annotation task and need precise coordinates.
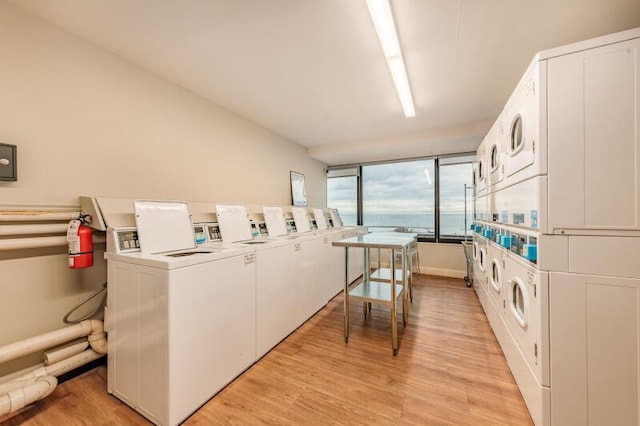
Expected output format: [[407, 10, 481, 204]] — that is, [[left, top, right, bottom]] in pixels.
[[371, 268, 408, 282], [348, 280, 403, 305]]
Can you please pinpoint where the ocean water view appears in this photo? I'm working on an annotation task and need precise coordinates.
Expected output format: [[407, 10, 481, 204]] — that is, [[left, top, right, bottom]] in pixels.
[[339, 212, 473, 238]]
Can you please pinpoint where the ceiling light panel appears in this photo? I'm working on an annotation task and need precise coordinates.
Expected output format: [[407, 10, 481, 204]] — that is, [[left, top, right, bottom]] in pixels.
[[366, 0, 415, 118]]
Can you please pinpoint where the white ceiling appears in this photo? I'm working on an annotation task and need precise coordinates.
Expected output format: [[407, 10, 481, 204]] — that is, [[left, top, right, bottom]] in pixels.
[[11, 0, 640, 165]]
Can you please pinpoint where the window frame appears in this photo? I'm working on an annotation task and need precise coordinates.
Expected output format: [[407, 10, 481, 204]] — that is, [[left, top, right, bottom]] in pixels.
[[327, 152, 476, 244]]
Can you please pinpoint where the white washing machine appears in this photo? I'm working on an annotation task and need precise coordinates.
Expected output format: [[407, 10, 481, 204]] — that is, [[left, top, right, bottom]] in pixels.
[[216, 204, 330, 359], [105, 201, 257, 426]]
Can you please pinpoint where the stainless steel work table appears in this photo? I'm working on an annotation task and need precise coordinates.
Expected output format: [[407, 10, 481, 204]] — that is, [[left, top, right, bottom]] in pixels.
[[332, 232, 417, 355]]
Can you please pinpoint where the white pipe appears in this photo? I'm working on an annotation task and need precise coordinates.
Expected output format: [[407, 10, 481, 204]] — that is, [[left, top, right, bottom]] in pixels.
[[28, 349, 103, 379], [0, 212, 78, 222], [0, 236, 67, 251], [0, 375, 57, 417], [85, 320, 107, 355], [0, 234, 105, 251], [0, 320, 106, 365], [0, 349, 103, 395], [44, 340, 89, 366], [0, 378, 37, 396], [0, 224, 69, 236]]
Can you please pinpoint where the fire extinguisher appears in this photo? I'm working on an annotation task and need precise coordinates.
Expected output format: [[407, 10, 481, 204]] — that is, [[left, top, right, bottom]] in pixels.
[[67, 216, 93, 269]]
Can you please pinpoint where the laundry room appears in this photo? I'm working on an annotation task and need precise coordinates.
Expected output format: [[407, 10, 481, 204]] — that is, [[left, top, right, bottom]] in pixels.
[[1, 1, 640, 425]]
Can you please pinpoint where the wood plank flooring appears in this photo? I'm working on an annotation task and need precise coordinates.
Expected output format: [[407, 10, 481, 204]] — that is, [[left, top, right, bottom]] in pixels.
[[3, 275, 533, 425]]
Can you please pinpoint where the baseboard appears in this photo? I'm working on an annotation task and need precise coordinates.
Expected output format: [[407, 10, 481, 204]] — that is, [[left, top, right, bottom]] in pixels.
[[417, 266, 466, 279], [371, 262, 466, 279]]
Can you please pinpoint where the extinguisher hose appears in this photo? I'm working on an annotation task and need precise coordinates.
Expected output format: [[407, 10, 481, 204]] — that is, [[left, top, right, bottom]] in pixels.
[[63, 282, 107, 324]]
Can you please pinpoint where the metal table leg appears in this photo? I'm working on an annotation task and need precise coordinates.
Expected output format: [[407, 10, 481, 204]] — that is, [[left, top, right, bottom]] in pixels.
[[402, 247, 408, 327], [363, 247, 371, 318], [344, 247, 349, 343], [390, 249, 398, 355]]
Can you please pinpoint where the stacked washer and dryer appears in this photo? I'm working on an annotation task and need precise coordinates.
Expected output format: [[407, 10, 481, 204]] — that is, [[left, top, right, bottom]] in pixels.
[[472, 28, 640, 425]]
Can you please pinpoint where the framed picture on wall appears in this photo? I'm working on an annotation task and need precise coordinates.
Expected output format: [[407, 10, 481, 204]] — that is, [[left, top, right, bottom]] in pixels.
[[290, 171, 307, 206]]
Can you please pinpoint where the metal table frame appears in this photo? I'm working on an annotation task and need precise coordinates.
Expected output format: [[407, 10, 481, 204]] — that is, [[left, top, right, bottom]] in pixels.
[[333, 233, 417, 355]]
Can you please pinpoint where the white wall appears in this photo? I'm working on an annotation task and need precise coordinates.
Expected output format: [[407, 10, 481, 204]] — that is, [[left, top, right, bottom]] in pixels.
[[0, 3, 326, 374], [0, 4, 326, 208]]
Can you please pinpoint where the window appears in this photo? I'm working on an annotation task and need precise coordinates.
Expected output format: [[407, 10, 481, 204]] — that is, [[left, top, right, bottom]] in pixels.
[[438, 159, 474, 242], [362, 159, 435, 238], [327, 168, 358, 226], [327, 152, 475, 243]]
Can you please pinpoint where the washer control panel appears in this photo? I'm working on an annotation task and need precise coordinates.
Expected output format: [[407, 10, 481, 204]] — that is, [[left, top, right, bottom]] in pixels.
[[205, 223, 222, 242], [110, 227, 140, 254], [286, 219, 297, 234]]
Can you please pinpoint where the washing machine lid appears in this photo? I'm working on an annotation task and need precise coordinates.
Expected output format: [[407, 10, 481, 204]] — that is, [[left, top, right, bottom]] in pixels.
[[330, 209, 343, 227], [292, 207, 311, 233], [215, 204, 253, 243], [134, 200, 196, 253], [263, 206, 287, 237], [313, 208, 328, 230]]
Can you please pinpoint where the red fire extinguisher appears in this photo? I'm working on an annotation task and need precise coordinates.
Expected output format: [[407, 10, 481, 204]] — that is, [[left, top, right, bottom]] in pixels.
[[67, 217, 93, 268]]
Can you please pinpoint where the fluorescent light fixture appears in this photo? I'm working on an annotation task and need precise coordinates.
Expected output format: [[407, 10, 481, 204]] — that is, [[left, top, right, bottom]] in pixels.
[[366, 0, 415, 118]]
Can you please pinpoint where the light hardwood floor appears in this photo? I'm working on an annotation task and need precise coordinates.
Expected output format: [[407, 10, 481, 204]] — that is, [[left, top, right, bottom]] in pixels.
[[3, 275, 533, 425]]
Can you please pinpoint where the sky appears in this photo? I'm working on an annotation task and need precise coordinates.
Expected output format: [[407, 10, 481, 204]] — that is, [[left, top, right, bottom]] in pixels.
[[327, 159, 473, 216]]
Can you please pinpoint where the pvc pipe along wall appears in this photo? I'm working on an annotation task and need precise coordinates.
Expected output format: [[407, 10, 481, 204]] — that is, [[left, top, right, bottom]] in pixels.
[[0, 320, 107, 419], [0, 320, 106, 365], [0, 208, 86, 251], [0, 224, 70, 236], [0, 212, 79, 222]]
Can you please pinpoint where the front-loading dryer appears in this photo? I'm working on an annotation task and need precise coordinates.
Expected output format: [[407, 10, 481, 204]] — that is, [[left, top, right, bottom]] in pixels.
[[487, 241, 507, 318], [475, 141, 488, 196], [503, 61, 547, 187], [486, 116, 506, 191], [503, 252, 549, 386]]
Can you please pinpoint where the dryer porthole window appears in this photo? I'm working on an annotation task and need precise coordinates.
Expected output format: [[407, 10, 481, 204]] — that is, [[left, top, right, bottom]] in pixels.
[[510, 279, 528, 329], [490, 259, 502, 293], [490, 144, 499, 171], [510, 114, 524, 154]]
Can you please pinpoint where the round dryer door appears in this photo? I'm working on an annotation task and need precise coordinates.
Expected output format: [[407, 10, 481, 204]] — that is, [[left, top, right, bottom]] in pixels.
[[510, 114, 525, 155], [490, 144, 499, 171], [490, 258, 503, 293], [509, 277, 529, 329], [479, 247, 487, 272]]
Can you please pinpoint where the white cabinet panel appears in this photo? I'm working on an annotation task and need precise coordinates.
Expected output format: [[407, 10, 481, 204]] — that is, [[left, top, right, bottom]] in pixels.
[[548, 38, 640, 231], [550, 272, 640, 426]]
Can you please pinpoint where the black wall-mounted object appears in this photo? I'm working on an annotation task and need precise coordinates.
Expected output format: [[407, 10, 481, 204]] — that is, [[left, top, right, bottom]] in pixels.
[[0, 143, 17, 181]]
